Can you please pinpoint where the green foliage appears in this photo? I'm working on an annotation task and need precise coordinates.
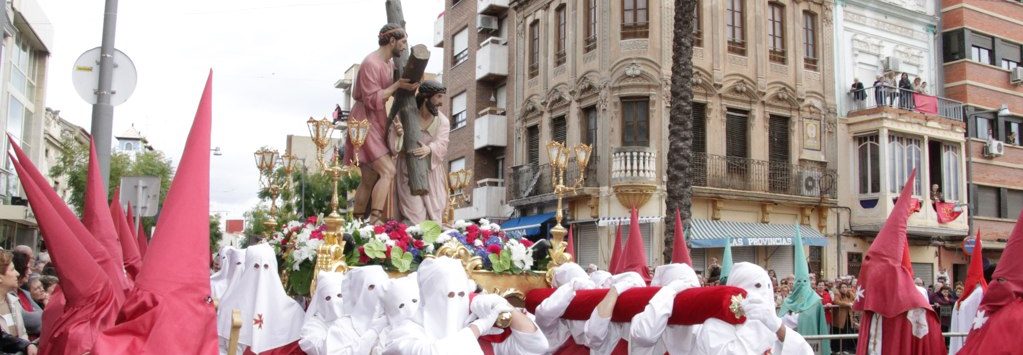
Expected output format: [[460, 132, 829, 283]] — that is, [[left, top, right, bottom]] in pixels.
[[209, 214, 224, 255], [48, 136, 174, 215], [243, 204, 272, 241], [363, 239, 387, 259], [489, 251, 513, 274], [419, 220, 442, 244], [390, 247, 414, 272], [287, 260, 314, 297]]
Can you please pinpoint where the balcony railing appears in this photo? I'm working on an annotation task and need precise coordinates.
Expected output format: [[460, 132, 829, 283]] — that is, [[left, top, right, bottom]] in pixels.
[[847, 86, 963, 121], [692, 153, 837, 199], [510, 155, 600, 200], [612, 146, 657, 186]]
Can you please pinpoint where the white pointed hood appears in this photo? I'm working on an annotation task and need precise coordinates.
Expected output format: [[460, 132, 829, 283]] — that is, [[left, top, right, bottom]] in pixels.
[[651, 263, 700, 288], [211, 246, 244, 300], [217, 244, 304, 353], [727, 262, 775, 304], [380, 273, 420, 327], [306, 271, 345, 323], [416, 257, 475, 339], [341, 265, 388, 330]]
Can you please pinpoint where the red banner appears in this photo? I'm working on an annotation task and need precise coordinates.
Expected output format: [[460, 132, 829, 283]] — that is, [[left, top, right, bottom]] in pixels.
[[935, 201, 963, 224], [914, 93, 938, 115]]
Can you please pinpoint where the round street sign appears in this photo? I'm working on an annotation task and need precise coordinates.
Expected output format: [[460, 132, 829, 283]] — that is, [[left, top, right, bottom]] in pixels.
[[71, 47, 137, 106], [963, 235, 976, 255]]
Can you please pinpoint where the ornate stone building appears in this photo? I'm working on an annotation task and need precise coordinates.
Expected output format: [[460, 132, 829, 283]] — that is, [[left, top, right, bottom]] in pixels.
[[503, 0, 839, 276]]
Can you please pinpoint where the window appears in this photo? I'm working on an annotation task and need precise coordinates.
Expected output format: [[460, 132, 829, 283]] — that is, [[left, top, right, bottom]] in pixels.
[[768, 116, 790, 193], [693, 103, 707, 154], [1005, 120, 1022, 145], [551, 115, 567, 143], [971, 46, 991, 65], [621, 0, 648, 39], [449, 157, 466, 173], [584, 0, 597, 52], [556, 5, 567, 66], [495, 157, 505, 181], [581, 106, 598, 147], [888, 134, 922, 195], [1003, 59, 1020, 71], [529, 21, 539, 78], [11, 38, 36, 103], [6, 97, 25, 142], [527, 125, 540, 165], [726, 109, 749, 159], [767, 3, 785, 64], [1008, 189, 1023, 221], [847, 252, 863, 276], [976, 185, 1000, 217], [451, 92, 467, 130], [453, 28, 469, 66], [941, 143, 962, 201], [803, 11, 818, 71], [943, 30, 965, 62], [808, 246, 823, 277], [726, 0, 746, 55], [621, 98, 649, 146], [974, 116, 993, 140], [693, 0, 702, 47], [495, 85, 507, 109]]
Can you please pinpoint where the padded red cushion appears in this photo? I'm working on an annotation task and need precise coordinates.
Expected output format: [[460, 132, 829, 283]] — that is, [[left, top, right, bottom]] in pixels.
[[525, 286, 747, 325]]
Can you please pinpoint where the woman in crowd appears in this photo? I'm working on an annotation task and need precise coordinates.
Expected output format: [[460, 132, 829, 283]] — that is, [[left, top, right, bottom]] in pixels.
[[831, 282, 857, 353], [11, 252, 40, 338], [25, 277, 46, 310], [0, 251, 34, 354], [932, 285, 957, 332]]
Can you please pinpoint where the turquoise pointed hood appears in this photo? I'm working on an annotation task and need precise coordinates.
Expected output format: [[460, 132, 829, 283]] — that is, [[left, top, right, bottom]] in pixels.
[[780, 225, 821, 314], [720, 237, 733, 284]]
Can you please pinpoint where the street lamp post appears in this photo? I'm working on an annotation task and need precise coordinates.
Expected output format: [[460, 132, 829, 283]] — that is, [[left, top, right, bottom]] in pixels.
[[254, 148, 280, 237], [966, 104, 1011, 236], [545, 140, 592, 280], [306, 117, 335, 171]]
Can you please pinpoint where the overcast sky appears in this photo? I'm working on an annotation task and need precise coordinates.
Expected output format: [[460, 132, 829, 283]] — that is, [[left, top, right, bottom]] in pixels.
[[38, 0, 446, 220]]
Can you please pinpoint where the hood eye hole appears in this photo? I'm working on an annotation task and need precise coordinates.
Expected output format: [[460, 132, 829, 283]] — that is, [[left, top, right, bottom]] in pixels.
[[253, 263, 259, 269], [458, 291, 465, 297], [263, 264, 269, 269], [236, 262, 241, 265], [368, 284, 375, 290], [337, 293, 342, 298], [755, 283, 762, 288], [412, 299, 418, 303], [447, 291, 455, 298], [399, 303, 405, 308], [325, 296, 332, 301]]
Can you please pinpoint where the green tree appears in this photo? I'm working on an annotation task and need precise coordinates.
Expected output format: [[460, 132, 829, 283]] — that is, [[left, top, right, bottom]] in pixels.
[[209, 214, 224, 255], [48, 136, 175, 216], [665, 0, 696, 261], [243, 204, 272, 245]]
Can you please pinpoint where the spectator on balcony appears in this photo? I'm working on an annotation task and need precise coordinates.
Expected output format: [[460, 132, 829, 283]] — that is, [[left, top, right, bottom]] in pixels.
[[931, 184, 945, 203], [851, 78, 866, 109], [899, 73, 915, 110], [919, 81, 929, 95], [913, 77, 922, 92], [872, 75, 887, 107]]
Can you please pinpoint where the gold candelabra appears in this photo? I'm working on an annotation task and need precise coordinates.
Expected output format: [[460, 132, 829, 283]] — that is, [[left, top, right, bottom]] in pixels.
[[254, 148, 281, 236], [306, 117, 335, 171], [444, 169, 474, 226], [347, 119, 370, 167], [545, 141, 592, 280], [311, 151, 351, 295]]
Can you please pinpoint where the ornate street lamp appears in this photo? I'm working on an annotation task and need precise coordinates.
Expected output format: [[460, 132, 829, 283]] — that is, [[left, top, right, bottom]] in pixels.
[[444, 169, 474, 225], [307, 117, 335, 171], [347, 119, 370, 167], [545, 140, 592, 280], [254, 148, 280, 236]]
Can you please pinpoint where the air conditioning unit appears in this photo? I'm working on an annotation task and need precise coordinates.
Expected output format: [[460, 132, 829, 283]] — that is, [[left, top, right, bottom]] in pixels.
[[799, 171, 822, 197], [985, 139, 1006, 158], [882, 57, 901, 73], [477, 14, 499, 32], [1011, 67, 1023, 85]]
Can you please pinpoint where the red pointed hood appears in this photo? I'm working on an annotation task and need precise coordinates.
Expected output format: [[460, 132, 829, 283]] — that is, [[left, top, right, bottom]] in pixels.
[[980, 209, 1023, 313], [8, 137, 124, 296], [960, 231, 987, 303], [81, 139, 129, 292], [672, 209, 692, 266], [111, 190, 143, 279], [609, 225, 624, 273], [126, 202, 139, 240], [565, 225, 575, 260], [93, 71, 218, 354], [854, 169, 930, 317], [620, 208, 651, 282], [136, 221, 149, 259]]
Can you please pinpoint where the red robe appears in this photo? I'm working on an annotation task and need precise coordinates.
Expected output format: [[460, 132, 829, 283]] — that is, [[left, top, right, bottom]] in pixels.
[[957, 299, 1023, 354], [856, 310, 946, 355]]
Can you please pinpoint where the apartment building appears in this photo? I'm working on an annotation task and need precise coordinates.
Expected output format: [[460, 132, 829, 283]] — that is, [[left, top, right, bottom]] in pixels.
[[941, 0, 1023, 278]]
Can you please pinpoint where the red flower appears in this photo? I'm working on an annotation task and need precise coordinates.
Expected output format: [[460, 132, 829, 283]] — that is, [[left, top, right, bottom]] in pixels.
[[413, 240, 426, 249], [487, 244, 502, 255], [521, 239, 534, 247], [482, 230, 492, 239], [358, 246, 369, 264], [385, 245, 393, 259], [396, 240, 410, 252], [374, 225, 386, 234], [306, 216, 318, 225], [310, 230, 324, 240]]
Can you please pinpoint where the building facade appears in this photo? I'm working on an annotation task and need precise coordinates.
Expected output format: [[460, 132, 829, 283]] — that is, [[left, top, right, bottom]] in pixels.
[[834, 0, 969, 286], [0, 0, 52, 249], [42, 108, 89, 206], [941, 0, 1023, 277], [494, 0, 838, 277]]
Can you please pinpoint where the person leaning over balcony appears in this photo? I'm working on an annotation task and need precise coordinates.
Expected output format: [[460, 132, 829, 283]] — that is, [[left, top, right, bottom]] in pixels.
[[851, 78, 866, 109], [872, 75, 886, 107], [899, 73, 915, 110]]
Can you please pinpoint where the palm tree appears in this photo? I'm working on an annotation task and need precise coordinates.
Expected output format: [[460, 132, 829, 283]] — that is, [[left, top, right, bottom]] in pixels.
[[665, 0, 696, 262]]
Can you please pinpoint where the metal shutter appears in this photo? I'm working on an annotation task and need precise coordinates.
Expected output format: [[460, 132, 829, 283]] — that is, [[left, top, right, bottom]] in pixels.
[[726, 110, 748, 158], [552, 116, 567, 144], [768, 116, 791, 193], [691, 248, 707, 273], [573, 223, 601, 267], [621, 223, 655, 264], [912, 263, 934, 286], [766, 246, 794, 279], [527, 125, 540, 166], [732, 246, 756, 264], [693, 103, 707, 154]]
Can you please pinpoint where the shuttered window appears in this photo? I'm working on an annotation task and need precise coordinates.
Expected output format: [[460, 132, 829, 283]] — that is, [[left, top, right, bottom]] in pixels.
[[1007, 189, 1023, 220], [766, 246, 794, 280], [768, 116, 790, 193], [621, 224, 654, 264], [527, 125, 540, 166], [552, 116, 567, 144], [976, 185, 1000, 217], [693, 103, 707, 154], [622, 98, 650, 147], [726, 110, 748, 158], [690, 248, 707, 273], [912, 263, 934, 286], [732, 246, 756, 264], [573, 224, 600, 267], [582, 106, 598, 148]]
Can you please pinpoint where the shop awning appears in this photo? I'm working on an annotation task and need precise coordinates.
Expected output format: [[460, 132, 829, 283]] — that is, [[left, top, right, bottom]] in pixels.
[[688, 219, 827, 248], [501, 212, 556, 238]]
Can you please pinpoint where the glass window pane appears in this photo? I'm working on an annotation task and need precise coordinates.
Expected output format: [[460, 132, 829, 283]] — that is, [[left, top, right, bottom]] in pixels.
[[975, 117, 991, 140], [976, 186, 1001, 218], [1007, 189, 1023, 220], [859, 141, 869, 194], [6, 97, 24, 141]]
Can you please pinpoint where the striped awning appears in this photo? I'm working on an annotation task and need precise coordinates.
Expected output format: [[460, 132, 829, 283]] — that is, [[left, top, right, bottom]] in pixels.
[[501, 212, 556, 238], [687, 219, 827, 248], [597, 216, 663, 227]]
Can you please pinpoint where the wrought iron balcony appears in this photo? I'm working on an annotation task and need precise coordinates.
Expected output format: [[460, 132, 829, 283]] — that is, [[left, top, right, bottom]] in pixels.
[[692, 153, 837, 199], [846, 86, 963, 121], [509, 156, 599, 201]]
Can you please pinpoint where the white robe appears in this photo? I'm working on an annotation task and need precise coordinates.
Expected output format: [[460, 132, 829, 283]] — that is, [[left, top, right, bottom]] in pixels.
[[629, 286, 701, 355], [948, 289, 984, 355], [693, 318, 813, 355], [536, 264, 592, 354], [384, 320, 549, 355], [299, 271, 346, 355], [582, 311, 630, 355]]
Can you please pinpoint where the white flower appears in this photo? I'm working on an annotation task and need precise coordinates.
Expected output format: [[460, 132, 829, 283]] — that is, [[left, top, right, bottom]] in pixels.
[[359, 225, 375, 238], [508, 241, 533, 270], [479, 218, 491, 226], [385, 239, 396, 247], [436, 230, 455, 244], [487, 224, 501, 232], [454, 220, 470, 230], [474, 239, 484, 247], [406, 225, 421, 236], [375, 233, 390, 243], [425, 244, 436, 253]]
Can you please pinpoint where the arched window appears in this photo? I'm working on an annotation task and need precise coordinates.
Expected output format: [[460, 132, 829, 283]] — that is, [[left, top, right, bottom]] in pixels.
[[856, 135, 880, 195]]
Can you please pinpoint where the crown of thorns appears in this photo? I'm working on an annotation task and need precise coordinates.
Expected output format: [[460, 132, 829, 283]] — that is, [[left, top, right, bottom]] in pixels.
[[418, 80, 447, 96], [378, 28, 405, 38]]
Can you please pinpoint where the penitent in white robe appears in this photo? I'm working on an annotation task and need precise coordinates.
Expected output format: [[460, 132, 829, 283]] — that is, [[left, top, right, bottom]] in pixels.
[[948, 288, 984, 355], [534, 283, 589, 353], [384, 321, 549, 355], [693, 319, 813, 355], [629, 287, 701, 355]]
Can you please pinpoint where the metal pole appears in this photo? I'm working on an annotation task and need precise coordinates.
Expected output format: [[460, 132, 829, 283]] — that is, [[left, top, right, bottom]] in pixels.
[[90, 0, 119, 186], [134, 182, 144, 231]]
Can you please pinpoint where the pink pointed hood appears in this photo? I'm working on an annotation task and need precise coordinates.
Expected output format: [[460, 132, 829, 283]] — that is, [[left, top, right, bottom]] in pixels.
[[853, 169, 930, 317], [609, 225, 624, 273], [81, 139, 129, 292], [979, 208, 1023, 313], [620, 208, 651, 282], [960, 230, 987, 303], [93, 71, 218, 354], [111, 190, 143, 279], [671, 208, 692, 266], [136, 221, 149, 259]]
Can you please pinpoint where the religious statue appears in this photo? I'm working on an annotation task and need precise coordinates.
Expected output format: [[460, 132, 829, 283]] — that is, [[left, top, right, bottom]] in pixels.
[[344, 23, 420, 224], [390, 80, 450, 224]]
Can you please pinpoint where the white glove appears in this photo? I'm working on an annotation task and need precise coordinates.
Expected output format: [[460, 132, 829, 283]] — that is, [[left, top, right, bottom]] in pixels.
[[569, 278, 596, 291], [610, 274, 646, 294], [782, 312, 800, 330], [469, 305, 504, 335], [662, 279, 693, 294], [471, 294, 513, 317], [742, 297, 782, 332]]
